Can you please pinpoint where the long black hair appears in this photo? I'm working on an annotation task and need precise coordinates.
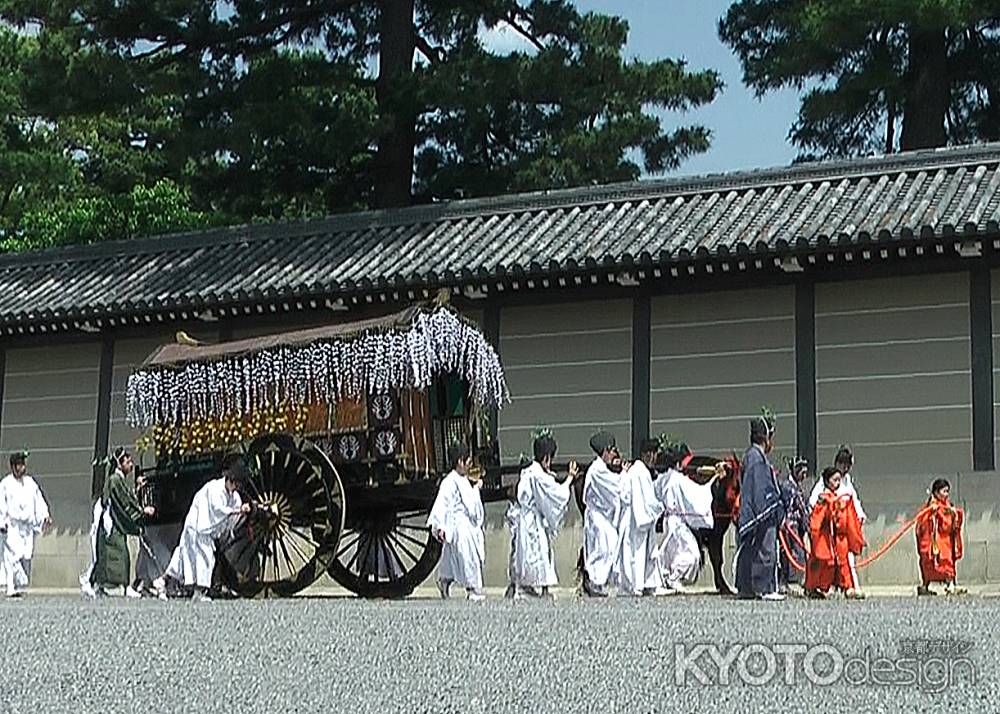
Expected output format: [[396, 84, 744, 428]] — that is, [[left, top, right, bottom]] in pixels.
[[834, 445, 854, 471], [928, 477, 951, 504]]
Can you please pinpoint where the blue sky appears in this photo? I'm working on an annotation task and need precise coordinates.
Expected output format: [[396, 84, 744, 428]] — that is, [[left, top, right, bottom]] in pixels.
[[572, 0, 803, 178]]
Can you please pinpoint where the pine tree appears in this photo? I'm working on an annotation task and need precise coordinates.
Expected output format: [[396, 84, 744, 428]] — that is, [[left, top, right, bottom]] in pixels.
[[720, 0, 1000, 158], [2, 0, 721, 218]]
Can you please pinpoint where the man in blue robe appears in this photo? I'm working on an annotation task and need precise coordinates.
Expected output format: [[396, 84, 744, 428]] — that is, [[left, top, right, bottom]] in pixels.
[[735, 411, 784, 600]]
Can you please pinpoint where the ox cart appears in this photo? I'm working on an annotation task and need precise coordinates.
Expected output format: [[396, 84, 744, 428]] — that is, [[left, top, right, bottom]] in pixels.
[[125, 302, 509, 598]]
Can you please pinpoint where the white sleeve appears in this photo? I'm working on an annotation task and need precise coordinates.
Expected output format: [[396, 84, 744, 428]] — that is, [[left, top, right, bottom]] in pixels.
[[532, 472, 571, 533], [468, 490, 485, 529], [203, 484, 239, 532], [807, 478, 823, 511], [618, 470, 632, 506], [844, 482, 866, 522], [456, 479, 483, 525], [0, 481, 9, 527], [427, 476, 456, 538], [33, 482, 50, 529], [629, 465, 664, 528]]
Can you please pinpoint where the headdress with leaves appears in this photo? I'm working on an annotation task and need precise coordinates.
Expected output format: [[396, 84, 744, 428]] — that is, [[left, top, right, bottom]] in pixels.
[[759, 405, 776, 434], [658, 433, 692, 467], [531, 427, 554, 442], [657, 433, 680, 450]]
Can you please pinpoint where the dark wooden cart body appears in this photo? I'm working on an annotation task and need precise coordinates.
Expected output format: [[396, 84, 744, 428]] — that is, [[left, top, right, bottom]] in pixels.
[[127, 304, 509, 597]]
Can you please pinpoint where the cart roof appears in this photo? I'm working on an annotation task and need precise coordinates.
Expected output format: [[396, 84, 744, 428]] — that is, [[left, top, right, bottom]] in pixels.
[[143, 306, 419, 368], [125, 303, 509, 429]]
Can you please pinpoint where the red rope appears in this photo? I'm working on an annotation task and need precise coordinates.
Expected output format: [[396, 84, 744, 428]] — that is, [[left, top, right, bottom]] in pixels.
[[778, 523, 807, 572], [855, 505, 934, 568], [784, 520, 808, 551], [776, 505, 936, 573], [665, 503, 937, 573]]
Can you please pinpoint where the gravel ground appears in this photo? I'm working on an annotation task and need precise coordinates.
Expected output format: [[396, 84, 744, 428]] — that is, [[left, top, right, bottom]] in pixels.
[[0, 592, 993, 714]]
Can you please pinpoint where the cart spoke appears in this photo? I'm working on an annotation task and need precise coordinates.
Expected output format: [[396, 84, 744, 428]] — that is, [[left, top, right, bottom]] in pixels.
[[394, 527, 430, 549], [385, 529, 422, 565]]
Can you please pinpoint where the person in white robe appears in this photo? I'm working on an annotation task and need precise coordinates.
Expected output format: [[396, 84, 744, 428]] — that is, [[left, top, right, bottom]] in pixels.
[[0, 452, 51, 597], [582, 431, 622, 597], [79, 497, 104, 598], [427, 442, 486, 600], [616, 439, 666, 596], [155, 455, 250, 602], [654, 446, 716, 593], [512, 432, 578, 598], [807, 445, 866, 521]]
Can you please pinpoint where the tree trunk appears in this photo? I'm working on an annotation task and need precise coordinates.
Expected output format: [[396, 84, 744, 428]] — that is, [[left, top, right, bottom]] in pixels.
[[373, 0, 416, 208], [900, 26, 949, 151], [885, 95, 896, 154], [980, 84, 1000, 141]]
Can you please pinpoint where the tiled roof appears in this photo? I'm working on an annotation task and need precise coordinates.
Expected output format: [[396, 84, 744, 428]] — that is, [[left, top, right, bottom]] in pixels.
[[3, 142, 1000, 332]]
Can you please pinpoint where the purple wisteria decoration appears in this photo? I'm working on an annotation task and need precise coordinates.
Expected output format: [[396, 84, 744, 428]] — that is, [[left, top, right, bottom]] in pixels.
[[125, 307, 510, 429]]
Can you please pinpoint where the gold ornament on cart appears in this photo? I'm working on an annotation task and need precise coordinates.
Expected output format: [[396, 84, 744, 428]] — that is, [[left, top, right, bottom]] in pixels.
[[137, 402, 313, 456]]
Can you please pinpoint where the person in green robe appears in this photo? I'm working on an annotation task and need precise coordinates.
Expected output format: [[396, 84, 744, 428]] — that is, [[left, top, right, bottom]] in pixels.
[[90, 447, 156, 597]]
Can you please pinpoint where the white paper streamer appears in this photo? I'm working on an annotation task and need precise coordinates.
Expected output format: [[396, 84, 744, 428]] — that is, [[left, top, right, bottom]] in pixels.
[[125, 307, 510, 428]]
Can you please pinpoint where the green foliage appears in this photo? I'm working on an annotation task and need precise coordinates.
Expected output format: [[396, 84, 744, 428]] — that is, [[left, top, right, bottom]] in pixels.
[[0, 29, 79, 238], [720, 0, 1000, 158], [4, 179, 213, 252], [182, 49, 379, 220], [412, 5, 721, 197], [0, 0, 721, 251], [0, 23, 208, 248]]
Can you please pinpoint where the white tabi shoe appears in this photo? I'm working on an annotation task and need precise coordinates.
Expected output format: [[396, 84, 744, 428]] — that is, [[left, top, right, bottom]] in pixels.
[[192, 590, 213, 603], [654, 586, 677, 597], [466, 590, 486, 601], [125, 585, 142, 599], [761, 592, 786, 601], [665, 580, 688, 594], [152, 577, 168, 601]]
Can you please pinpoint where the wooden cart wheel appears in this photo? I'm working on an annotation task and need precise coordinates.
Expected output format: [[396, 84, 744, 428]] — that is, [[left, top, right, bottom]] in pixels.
[[218, 434, 346, 597], [327, 508, 442, 598]]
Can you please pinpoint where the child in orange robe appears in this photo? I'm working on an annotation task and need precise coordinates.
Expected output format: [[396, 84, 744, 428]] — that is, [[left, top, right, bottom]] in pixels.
[[915, 478, 966, 596], [805, 467, 866, 600]]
